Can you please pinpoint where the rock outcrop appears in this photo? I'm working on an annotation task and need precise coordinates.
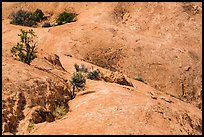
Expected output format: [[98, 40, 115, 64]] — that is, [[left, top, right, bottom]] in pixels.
[[2, 57, 72, 134]]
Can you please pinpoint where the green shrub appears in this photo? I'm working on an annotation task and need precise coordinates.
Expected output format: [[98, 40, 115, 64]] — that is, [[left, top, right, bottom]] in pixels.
[[10, 29, 37, 65], [32, 9, 44, 22], [88, 69, 101, 80], [56, 11, 77, 25], [69, 72, 86, 99], [10, 9, 44, 27], [70, 72, 86, 88], [74, 64, 88, 73]]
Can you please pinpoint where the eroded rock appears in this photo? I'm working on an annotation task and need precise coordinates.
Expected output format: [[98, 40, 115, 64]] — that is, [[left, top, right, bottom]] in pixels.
[[102, 71, 133, 87], [44, 53, 66, 71], [2, 58, 72, 134]]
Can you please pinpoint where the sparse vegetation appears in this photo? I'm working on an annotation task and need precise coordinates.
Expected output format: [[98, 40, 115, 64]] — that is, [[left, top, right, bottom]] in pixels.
[[52, 104, 68, 120], [134, 75, 146, 84], [87, 69, 101, 80], [74, 64, 101, 80], [74, 64, 88, 73], [56, 11, 77, 25], [70, 72, 86, 89], [27, 119, 35, 133], [10, 9, 44, 27], [70, 72, 86, 99], [10, 10, 35, 27], [10, 29, 37, 65], [32, 9, 44, 22]]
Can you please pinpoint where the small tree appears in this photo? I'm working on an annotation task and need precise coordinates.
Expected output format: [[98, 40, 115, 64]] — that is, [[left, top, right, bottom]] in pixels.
[[10, 29, 37, 65], [69, 72, 86, 99]]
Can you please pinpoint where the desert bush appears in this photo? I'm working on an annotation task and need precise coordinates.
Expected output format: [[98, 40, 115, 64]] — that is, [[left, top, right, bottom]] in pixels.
[[10, 10, 36, 27], [10, 29, 37, 65], [74, 64, 88, 73], [70, 72, 86, 88], [10, 9, 44, 27], [32, 9, 44, 22], [88, 69, 101, 80], [56, 11, 77, 25], [52, 104, 68, 120], [70, 72, 86, 99]]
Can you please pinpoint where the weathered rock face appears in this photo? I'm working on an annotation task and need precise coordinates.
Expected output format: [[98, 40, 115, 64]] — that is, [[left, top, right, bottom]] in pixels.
[[2, 57, 72, 134], [2, 92, 26, 134], [101, 71, 133, 87], [44, 53, 66, 71], [30, 107, 55, 124], [27, 80, 202, 135]]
